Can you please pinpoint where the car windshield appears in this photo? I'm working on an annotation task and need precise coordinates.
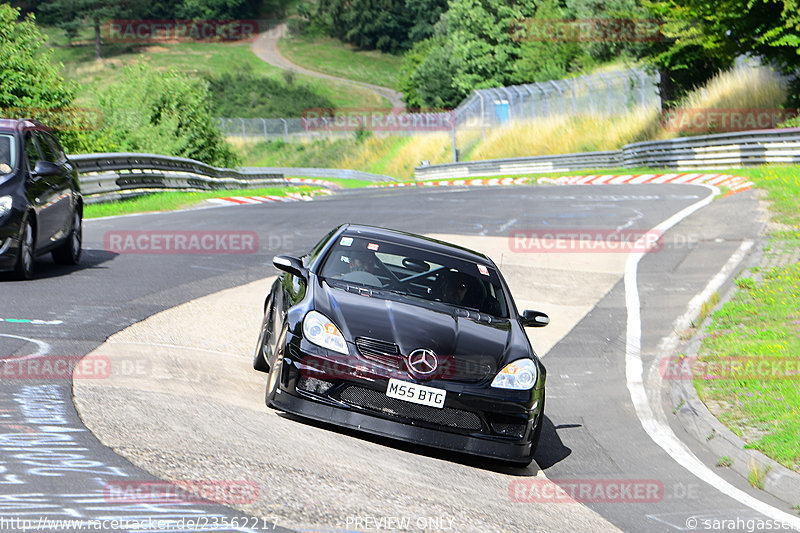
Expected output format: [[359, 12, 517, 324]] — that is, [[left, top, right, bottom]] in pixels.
[[0, 134, 14, 175], [319, 235, 510, 318]]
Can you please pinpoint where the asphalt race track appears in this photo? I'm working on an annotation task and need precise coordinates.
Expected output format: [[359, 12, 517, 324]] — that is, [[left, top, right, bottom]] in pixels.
[[1, 184, 797, 533]]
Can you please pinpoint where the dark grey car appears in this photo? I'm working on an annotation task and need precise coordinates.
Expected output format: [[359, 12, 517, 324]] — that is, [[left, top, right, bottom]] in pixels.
[[0, 118, 82, 280]]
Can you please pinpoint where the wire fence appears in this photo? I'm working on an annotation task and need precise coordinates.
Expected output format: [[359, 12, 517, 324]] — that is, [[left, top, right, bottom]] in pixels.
[[217, 67, 661, 144]]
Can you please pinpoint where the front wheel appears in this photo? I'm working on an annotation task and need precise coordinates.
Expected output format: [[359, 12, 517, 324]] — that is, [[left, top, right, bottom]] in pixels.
[[265, 325, 288, 407], [52, 210, 82, 265], [13, 220, 35, 280]]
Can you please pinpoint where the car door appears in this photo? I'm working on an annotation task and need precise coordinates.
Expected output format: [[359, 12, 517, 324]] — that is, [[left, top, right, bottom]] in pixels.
[[22, 131, 60, 246], [35, 131, 73, 240]]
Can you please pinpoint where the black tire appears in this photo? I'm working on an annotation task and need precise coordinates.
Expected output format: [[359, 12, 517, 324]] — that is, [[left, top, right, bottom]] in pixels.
[[253, 296, 273, 372], [13, 219, 35, 280], [265, 325, 288, 408], [52, 209, 82, 265]]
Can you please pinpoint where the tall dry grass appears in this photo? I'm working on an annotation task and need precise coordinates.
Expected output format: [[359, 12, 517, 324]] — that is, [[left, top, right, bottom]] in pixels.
[[467, 65, 789, 161], [682, 65, 787, 112], [470, 106, 660, 160]]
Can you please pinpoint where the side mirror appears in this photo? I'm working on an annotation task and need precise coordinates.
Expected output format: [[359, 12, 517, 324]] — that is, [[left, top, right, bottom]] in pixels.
[[273, 255, 307, 280], [521, 310, 549, 328], [32, 160, 60, 178]]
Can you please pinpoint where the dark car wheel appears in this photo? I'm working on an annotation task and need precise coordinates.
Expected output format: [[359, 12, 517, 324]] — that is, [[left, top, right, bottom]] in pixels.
[[265, 325, 288, 407], [52, 210, 82, 265], [13, 220, 35, 280], [253, 296, 274, 372]]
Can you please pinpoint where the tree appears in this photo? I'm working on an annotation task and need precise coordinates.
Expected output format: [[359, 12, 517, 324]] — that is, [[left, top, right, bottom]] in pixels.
[[399, 34, 461, 108], [38, 0, 140, 59], [94, 63, 239, 166], [0, 4, 76, 112], [314, 0, 413, 52], [634, 0, 800, 108]]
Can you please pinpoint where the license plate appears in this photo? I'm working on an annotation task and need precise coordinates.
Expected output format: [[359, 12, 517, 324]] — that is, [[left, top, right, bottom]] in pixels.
[[386, 378, 446, 408]]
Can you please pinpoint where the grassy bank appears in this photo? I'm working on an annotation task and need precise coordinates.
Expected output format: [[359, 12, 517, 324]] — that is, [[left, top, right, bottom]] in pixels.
[[44, 27, 385, 111], [278, 33, 403, 90], [694, 165, 800, 473]]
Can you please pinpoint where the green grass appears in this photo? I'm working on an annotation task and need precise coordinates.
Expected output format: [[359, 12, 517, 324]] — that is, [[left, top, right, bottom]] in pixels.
[[42, 26, 386, 111], [278, 33, 403, 90], [237, 138, 361, 168], [693, 166, 800, 471], [84, 186, 317, 218]]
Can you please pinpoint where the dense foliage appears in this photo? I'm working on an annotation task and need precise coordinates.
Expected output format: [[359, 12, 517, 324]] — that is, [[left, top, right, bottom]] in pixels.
[[206, 70, 335, 118], [311, 0, 447, 53], [0, 4, 76, 111], [91, 64, 239, 166], [305, 0, 800, 110]]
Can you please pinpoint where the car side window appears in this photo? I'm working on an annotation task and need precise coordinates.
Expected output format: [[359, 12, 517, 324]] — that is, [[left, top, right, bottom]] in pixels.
[[42, 132, 65, 162], [35, 132, 59, 163], [23, 133, 42, 171]]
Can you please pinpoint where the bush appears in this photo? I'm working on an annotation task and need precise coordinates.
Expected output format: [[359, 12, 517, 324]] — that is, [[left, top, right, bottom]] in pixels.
[[85, 63, 239, 167]]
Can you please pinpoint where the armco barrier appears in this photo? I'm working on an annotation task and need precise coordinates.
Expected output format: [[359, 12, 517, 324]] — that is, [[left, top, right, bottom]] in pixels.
[[71, 153, 394, 203], [414, 127, 800, 179]]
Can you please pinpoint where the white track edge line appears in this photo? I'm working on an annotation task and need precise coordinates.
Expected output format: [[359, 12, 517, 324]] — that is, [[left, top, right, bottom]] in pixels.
[[625, 184, 800, 529]]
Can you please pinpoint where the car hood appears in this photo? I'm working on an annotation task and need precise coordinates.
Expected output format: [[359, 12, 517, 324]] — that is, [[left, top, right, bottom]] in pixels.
[[314, 280, 528, 379]]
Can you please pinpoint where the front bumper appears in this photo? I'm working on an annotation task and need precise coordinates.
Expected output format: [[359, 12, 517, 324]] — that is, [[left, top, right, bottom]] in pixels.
[[271, 333, 545, 462]]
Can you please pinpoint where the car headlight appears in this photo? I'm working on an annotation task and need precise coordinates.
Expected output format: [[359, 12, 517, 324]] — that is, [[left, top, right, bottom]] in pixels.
[[303, 310, 348, 355], [491, 359, 538, 390], [0, 196, 12, 219]]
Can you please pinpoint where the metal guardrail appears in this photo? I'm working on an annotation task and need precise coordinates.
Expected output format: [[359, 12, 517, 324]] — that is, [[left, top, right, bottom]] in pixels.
[[415, 128, 800, 179], [72, 153, 394, 203], [415, 151, 622, 180], [240, 167, 397, 182], [623, 128, 800, 168]]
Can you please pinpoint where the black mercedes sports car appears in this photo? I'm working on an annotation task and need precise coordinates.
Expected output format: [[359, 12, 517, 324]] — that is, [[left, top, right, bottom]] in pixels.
[[254, 224, 549, 465]]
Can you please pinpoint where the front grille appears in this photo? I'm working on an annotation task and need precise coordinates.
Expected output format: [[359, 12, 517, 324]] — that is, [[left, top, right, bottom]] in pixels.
[[339, 385, 482, 431], [356, 337, 402, 369]]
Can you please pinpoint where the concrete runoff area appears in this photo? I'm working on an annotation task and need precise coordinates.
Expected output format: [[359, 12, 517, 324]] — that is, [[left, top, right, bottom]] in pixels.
[[74, 234, 627, 532]]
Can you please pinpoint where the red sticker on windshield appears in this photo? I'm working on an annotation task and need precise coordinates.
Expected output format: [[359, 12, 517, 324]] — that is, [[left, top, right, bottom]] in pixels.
[[478, 265, 489, 276], [367, 243, 379, 251]]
